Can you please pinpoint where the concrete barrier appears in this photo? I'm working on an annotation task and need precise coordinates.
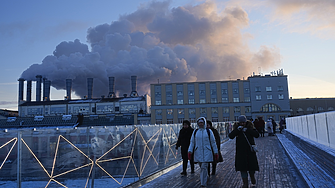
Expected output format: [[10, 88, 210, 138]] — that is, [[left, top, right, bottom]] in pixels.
[[287, 111, 335, 149]]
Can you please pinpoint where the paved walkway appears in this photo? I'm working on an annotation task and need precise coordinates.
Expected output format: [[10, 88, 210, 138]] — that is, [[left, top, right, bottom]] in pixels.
[[130, 133, 308, 188]]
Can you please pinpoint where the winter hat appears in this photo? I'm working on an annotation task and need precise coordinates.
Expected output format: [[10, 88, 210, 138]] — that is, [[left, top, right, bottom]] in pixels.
[[238, 115, 247, 123]]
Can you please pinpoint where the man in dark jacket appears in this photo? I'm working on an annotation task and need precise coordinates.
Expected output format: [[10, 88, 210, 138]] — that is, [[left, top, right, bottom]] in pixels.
[[206, 120, 222, 175], [272, 118, 277, 135], [176, 120, 194, 175], [229, 115, 259, 188], [258, 117, 265, 137]]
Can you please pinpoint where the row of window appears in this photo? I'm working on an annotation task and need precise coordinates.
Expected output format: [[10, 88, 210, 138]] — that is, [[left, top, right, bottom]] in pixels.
[[23, 104, 141, 116], [156, 86, 284, 98], [155, 106, 252, 116], [155, 103, 282, 116], [155, 94, 284, 105], [156, 117, 225, 124], [256, 94, 284, 100], [294, 107, 334, 112], [256, 86, 284, 92]]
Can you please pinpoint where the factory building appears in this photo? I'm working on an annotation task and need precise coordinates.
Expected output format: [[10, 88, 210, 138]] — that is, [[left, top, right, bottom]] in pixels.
[[150, 70, 291, 124], [15, 76, 151, 126]]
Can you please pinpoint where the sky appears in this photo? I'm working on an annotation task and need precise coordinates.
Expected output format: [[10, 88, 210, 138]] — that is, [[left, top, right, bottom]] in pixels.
[[1, 0, 335, 111]]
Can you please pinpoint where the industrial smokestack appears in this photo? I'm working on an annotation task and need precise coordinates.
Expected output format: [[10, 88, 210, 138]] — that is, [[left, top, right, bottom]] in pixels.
[[108, 77, 115, 98], [36, 75, 42, 102], [44, 80, 51, 101], [27, 80, 32, 102], [87, 78, 93, 99], [66, 79, 72, 100], [130, 76, 138, 97], [18, 78, 25, 103], [43, 78, 47, 101]]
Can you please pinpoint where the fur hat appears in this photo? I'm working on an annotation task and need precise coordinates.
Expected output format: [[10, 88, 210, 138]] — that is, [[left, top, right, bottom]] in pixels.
[[197, 117, 207, 127], [238, 115, 247, 123]]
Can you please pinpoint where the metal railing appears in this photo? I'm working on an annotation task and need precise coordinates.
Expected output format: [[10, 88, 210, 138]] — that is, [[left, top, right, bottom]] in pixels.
[[0, 122, 232, 188]]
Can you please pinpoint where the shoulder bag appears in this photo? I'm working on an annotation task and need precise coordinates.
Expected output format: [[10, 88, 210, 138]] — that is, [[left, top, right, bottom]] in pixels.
[[242, 132, 258, 153]]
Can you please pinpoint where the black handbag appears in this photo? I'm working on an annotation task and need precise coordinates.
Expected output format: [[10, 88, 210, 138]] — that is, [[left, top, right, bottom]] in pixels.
[[242, 132, 258, 153]]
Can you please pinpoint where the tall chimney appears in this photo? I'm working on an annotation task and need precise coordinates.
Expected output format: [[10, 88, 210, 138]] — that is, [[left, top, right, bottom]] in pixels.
[[44, 80, 51, 101], [18, 78, 25, 103], [130, 76, 138, 97], [66, 79, 72, 100], [108, 77, 115, 98], [43, 78, 47, 101], [36, 75, 42, 101], [26, 80, 32, 102], [87, 78, 93, 99]]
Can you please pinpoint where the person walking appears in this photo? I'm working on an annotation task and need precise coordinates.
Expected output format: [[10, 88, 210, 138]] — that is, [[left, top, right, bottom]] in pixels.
[[258, 117, 265, 137], [176, 120, 195, 175], [279, 118, 285, 133], [272, 119, 277, 135], [253, 118, 262, 137], [188, 117, 218, 187], [206, 120, 222, 176], [266, 119, 273, 136], [229, 115, 260, 188]]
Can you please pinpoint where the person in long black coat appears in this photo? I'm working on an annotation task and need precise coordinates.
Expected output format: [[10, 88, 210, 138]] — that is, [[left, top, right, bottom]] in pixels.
[[206, 120, 222, 175], [229, 115, 259, 188], [176, 120, 194, 175]]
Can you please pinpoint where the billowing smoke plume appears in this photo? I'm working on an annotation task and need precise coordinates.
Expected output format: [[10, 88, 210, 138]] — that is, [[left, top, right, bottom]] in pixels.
[[21, 1, 281, 98]]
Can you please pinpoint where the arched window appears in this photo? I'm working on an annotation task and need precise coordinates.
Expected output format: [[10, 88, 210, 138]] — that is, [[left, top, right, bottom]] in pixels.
[[328, 107, 334, 111], [297, 108, 304, 112], [260, 103, 281, 112], [318, 107, 324, 111]]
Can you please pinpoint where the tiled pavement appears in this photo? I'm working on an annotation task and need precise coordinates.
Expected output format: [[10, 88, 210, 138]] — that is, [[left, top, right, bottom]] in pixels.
[[128, 132, 308, 188]]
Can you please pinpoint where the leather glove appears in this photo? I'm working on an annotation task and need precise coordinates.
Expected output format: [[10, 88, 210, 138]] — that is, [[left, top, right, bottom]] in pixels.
[[214, 153, 219, 161], [188, 152, 192, 160], [237, 126, 243, 131], [243, 127, 247, 132]]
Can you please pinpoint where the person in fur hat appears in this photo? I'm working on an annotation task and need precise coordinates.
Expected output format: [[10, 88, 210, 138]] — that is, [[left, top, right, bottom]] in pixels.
[[229, 115, 260, 188], [188, 117, 218, 187]]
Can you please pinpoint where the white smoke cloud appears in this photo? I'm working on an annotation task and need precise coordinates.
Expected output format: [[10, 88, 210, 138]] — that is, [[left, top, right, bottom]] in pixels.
[[21, 1, 281, 98]]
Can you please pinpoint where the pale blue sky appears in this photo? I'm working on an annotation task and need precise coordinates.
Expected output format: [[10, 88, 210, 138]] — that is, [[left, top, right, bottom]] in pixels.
[[1, 0, 335, 110]]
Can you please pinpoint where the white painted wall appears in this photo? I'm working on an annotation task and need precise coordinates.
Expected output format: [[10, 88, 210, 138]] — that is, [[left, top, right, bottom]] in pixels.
[[286, 111, 335, 149]]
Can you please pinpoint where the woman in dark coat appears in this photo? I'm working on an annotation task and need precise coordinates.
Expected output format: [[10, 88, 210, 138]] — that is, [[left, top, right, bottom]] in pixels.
[[272, 119, 277, 135], [176, 120, 194, 175], [229, 115, 259, 188]]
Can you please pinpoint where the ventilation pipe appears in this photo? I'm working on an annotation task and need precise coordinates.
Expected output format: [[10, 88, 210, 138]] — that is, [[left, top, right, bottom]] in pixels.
[[18, 78, 25, 103], [66, 79, 72, 100], [130, 76, 138, 97], [87, 78, 93, 99], [26, 80, 32, 102], [108, 77, 115, 98], [36, 75, 42, 102], [44, 80, 51, 101]]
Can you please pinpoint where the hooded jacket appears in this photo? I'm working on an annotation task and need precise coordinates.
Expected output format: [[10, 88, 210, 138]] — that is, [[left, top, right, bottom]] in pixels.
[[188, 117, 218, 163]]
